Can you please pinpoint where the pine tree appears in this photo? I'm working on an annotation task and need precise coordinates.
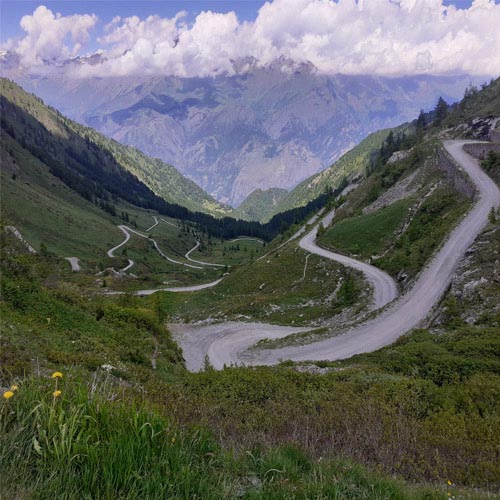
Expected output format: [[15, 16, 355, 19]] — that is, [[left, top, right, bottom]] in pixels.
[[434, 97, 449, 126], [416, 110, 426, 132]]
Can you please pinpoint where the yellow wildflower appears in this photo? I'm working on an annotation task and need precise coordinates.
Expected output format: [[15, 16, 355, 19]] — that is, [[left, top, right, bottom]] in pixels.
[[447, 480, 452, 486], [3, 391, 14, 399], [171, 437, 176, 445], [51, 372, 63, 379], [10, 384, 19, 391], [53, 390, 62, 397]]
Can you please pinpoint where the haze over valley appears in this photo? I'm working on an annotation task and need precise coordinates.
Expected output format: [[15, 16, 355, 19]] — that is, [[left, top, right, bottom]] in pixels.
[[4, 60, 479, 205]]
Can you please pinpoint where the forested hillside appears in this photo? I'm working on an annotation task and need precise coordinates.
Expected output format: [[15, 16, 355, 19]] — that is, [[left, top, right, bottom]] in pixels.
[[0, 79, 230, 217], [0, 79, 341, 242]]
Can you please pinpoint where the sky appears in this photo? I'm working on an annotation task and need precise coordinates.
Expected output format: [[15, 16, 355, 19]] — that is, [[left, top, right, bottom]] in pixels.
[[1, 0, 500, 77]]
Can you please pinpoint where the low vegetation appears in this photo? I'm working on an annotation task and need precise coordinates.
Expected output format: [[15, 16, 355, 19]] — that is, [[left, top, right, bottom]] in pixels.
[[161, 244, 367, 326], [2, 241, 500, 497], [482, 150, 500, 184], [318, 137, 473, 281], [234, 188, 289, 222], [373, 187, 470, 278], [2, 372, 463, 500], [318, 198, 414, 258]]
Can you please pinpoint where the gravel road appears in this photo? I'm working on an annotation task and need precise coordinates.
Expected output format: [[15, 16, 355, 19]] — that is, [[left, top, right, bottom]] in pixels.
[[172, 140, 500, 371], [299, 224, 398, 310], [185, 241, 226, 268]]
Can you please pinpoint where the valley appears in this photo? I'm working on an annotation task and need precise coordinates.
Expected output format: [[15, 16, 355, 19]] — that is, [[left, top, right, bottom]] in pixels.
[[5, 63, 479, 207], [2, 69, 500, 499]]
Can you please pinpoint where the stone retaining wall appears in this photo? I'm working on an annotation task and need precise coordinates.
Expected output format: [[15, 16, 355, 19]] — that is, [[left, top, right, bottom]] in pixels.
[[437, 146, 476, 199], [463, 142, 500, 160]]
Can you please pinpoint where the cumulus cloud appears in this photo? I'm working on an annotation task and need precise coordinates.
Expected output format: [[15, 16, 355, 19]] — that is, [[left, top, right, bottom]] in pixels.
[[7, 5, 97, 66], [5, 0, 500, 77]]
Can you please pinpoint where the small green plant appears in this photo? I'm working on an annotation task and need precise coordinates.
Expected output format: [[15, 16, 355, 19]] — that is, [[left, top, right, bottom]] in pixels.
[[489, 206, 496, 224]]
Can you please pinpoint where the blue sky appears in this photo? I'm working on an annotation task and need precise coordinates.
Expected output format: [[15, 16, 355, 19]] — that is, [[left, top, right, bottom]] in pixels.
[[1, 1, 262, 43]]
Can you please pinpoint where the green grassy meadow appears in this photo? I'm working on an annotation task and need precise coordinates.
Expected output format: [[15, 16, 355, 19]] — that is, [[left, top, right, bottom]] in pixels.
[[318, 198, 413, 258], [2, 243, 500, 497]]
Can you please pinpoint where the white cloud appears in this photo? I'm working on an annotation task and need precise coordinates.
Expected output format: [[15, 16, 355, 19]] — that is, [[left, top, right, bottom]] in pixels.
[[11, 6, 97, 66], [6, 0, 500, 77]]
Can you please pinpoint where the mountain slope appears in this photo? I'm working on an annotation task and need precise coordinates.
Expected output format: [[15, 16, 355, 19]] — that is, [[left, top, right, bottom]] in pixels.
[[0, 78, 230, 217], [234, 188, 288, 222], [5, 63, 480, 205], [445, 77, 500, 124], [273, 127, 395, 214], [1, 79, 348, 256]]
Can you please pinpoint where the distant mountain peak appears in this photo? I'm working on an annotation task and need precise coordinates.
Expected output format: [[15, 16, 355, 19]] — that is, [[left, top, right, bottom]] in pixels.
[[0, 49, 320, 80], [1, 59, 482, 207]]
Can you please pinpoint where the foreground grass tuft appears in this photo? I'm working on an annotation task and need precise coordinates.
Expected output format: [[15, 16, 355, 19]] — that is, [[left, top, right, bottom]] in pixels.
[[1, 373, 456, 500]]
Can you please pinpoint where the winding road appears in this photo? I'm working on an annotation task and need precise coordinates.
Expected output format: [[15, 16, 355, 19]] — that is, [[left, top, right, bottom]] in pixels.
[[172, 140, 500, 371], [107, 224, 203, 271], [103, 217, 227, 294], [299, 222, 398, 310], [145, 216, 159, 232], [6, 226, 37, 253], [185, 241, 226, 268]]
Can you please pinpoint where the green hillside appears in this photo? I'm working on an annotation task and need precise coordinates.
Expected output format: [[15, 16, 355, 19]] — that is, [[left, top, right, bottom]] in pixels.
[[274, 74, 500, 217], [1, 78, 346, 248], [444, 76, 500, 125], [235, 187, 289, 222], [273, 128, 396, 213], [0, 78, 230, 217]]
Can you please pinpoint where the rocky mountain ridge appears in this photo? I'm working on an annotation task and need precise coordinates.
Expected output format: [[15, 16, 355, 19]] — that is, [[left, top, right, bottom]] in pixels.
[[1, 54, 480, 206]]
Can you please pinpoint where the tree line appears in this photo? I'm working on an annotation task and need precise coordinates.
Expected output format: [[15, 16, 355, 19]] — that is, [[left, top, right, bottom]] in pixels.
[[1, 95, 340, 242]]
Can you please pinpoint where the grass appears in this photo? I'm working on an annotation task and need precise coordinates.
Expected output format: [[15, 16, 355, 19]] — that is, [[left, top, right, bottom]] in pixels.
[[2, 232, 500, 496], [0, 374, 230, 499], [374, 187, 471, 278], [157, 325, 500, 490], [1, 373, 462, 500], [1, 135, 120, 259], [160, 244, 368, 326], [0, 77, 230, 217], [318, 198, 414, 259], [0, 246, 182, 381], [0, 134, 260, 292], [317, 142, 473, 280]]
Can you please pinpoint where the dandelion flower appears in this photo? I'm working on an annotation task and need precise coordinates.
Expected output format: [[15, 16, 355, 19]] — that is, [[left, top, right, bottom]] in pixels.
[[53, 390, 62, 397], [447, 480, 453, 486], [51, 372, 63, 379], [10, 384, 19, 391], [3, 391, 14, 399]]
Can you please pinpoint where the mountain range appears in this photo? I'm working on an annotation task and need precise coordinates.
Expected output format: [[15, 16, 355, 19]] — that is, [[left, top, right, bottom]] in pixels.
[[1, 53, 481, 207]]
